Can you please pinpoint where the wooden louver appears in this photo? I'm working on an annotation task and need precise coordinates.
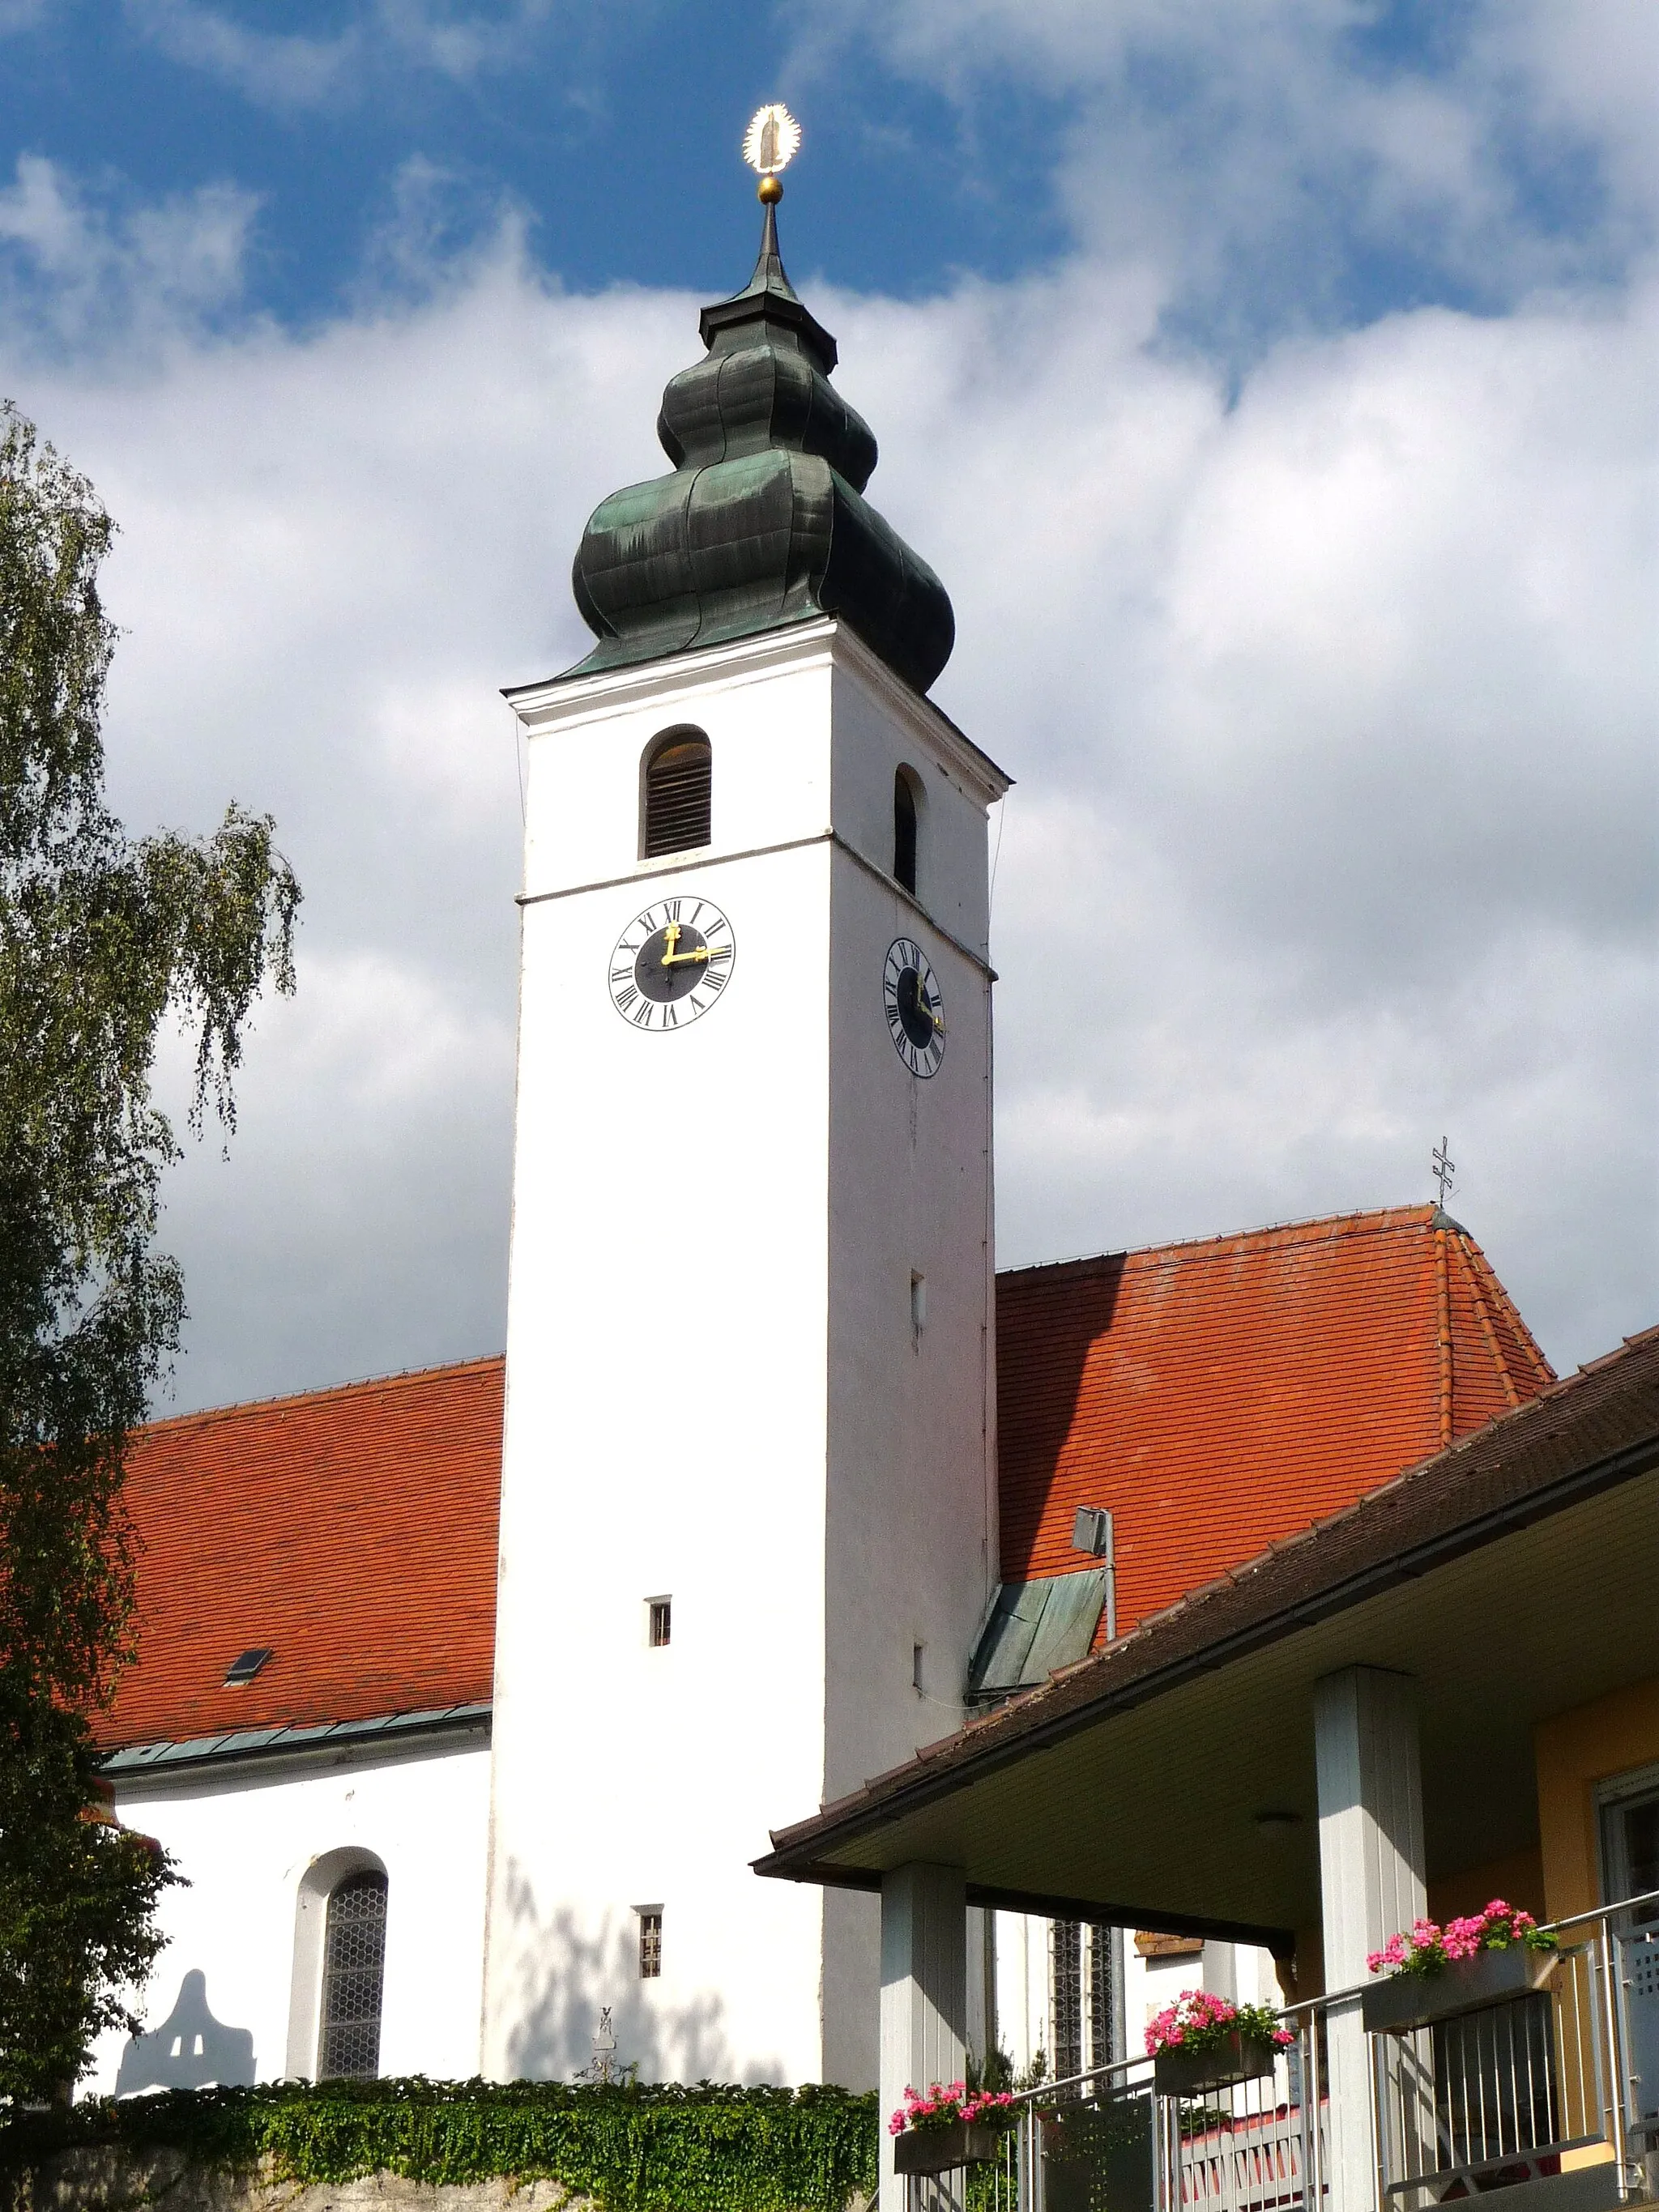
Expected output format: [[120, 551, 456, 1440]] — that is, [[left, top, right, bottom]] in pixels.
[[643, 733, 712, 857]]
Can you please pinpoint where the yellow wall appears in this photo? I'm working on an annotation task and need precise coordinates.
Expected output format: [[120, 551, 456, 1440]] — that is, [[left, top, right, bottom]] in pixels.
[[1427, 1843, 1546, 1925], [1534, 1676, 1659, 1921]]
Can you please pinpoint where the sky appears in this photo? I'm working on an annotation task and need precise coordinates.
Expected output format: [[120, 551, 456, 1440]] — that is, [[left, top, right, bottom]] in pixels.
[[0, 0, 1653, 1411]]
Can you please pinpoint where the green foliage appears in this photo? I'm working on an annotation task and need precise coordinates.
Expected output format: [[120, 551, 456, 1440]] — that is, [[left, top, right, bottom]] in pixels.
[[0, 2078, 881, 2209], [0, 398, 299, 2095], [0, 1709, 174, 2105]]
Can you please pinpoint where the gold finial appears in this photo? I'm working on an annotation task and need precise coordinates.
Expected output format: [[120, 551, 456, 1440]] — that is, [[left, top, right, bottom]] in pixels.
[[743, 103, 800, 201]]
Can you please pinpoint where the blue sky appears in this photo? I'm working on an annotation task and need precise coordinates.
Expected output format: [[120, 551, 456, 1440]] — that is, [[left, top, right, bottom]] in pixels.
[[2, 1, 1073, 313], [0, 0, 1653, 1406], [2, 1, 1639, 340]]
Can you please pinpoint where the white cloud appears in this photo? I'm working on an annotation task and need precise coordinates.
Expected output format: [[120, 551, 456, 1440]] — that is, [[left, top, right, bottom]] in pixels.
[[2, 173, 1651, 1405], [0, 156, 256, 348], [123, 0, 568, 113], [797, 0, 1658, 335]]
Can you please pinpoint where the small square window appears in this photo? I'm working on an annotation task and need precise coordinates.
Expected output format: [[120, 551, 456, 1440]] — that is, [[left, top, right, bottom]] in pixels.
[[639, 1910, 663, 1979], [648, 1598, 672, 1648], [224, 1646, 273, 1686]]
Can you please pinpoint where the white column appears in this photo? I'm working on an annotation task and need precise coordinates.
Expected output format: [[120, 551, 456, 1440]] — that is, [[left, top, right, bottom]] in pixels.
[[881, 1865, 968, 2212], [1314, 1667, 1427, 2212]]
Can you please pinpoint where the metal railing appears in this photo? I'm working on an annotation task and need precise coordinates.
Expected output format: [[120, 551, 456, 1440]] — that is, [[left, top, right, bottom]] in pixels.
[[932, 1890, 1658, 2212], [1366, 1890, 1659, 2212]]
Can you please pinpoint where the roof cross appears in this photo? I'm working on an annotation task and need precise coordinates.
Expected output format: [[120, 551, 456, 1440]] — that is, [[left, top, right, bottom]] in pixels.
[[1432, 1135, 1456, 1208]]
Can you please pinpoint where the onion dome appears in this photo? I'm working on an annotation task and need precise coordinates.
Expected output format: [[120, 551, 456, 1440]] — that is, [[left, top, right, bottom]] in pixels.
[[566, 203, 955, 697]]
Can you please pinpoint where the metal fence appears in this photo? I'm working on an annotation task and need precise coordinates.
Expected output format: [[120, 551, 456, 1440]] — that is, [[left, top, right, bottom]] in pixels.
[[928, 1889, 1659, 2212]]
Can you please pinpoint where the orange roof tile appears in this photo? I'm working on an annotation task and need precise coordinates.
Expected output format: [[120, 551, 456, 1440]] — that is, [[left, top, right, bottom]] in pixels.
[[100, 1207, 1550, 1750], [96, 1357, 503, 1752], [994, 1205, 1552, 1643]]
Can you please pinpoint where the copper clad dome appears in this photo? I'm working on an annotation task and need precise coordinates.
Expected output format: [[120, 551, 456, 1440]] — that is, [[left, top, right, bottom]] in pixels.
[[565, 206, 955, 697]]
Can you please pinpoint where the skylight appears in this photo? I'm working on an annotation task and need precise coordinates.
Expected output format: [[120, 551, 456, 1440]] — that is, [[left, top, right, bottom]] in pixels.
[[224, 1647, 274, 1686]]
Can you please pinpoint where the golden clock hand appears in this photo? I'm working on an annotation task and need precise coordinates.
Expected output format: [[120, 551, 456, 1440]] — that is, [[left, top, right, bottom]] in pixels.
[[659, 922, 681, 965], [661, 943, 713, 968]]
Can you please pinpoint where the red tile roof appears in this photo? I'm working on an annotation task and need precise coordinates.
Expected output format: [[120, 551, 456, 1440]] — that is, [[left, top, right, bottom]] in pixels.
[[96, 1357, 504, 1753], [995, 1205, 1552, 1642], [100, 1207, 1550, 1750]]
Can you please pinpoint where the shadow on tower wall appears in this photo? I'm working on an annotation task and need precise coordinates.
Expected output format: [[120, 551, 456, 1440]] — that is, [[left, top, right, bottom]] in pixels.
[[497, 1861, 787, 2086]]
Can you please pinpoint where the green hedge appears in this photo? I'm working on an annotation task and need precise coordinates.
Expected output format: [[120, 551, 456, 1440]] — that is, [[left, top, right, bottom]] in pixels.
[[0, 2078, 881, 2208]]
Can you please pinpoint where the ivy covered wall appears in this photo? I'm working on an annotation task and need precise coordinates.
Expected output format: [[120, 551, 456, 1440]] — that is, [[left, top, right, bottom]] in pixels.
[[0, 2080, 880, 2208]]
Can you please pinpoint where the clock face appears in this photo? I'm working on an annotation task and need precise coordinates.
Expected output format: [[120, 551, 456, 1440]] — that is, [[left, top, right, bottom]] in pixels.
[[609, 897, 735, 1030], [884, 936, 945, 1078]]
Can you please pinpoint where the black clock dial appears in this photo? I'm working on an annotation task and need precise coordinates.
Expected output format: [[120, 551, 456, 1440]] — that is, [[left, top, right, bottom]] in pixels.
[[883, 936, 945, 1078], [610, 897, 735, 1029], [637, 921, 710, 1003]]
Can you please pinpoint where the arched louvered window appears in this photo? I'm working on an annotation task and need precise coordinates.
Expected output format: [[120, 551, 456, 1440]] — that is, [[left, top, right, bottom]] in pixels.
[[893, 767, 920, 895], [642, 729, 712, 858], [318, 1869, 388, 2079]]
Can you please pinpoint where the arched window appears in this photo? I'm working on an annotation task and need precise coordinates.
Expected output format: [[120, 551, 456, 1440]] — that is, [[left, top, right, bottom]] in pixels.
[[893, 767, 921, 895], [318, 1869, 388, 2079], [642, 729, 712, 858]]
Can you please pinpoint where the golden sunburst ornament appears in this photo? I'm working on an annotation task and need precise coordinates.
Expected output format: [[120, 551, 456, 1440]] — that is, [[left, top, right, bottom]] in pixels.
[[743, 103, 801, 203]]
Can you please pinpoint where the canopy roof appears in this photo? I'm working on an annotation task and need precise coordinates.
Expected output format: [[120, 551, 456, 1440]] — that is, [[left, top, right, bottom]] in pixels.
[[755, 1328, 1659, 1970]]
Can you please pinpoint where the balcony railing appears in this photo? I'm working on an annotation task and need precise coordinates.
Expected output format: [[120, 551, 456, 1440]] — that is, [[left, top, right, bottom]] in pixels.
[[931, 1890, 1657, 2212]]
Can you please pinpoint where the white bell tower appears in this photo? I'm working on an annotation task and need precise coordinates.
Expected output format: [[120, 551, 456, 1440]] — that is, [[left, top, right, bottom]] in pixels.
[[482, 177, 1008, 2091]]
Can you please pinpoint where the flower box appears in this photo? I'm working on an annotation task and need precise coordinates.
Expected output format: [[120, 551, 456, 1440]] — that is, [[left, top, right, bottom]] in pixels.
[[893, 2121, 1004, 2175], [1153, 2030, 1282, 2097], [1362, 1945, 1559, 2035]]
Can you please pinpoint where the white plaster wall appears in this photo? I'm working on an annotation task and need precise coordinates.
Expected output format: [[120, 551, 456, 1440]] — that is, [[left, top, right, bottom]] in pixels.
[[85, 1741, 492, 2095], [486, 622, 1005, 2091]]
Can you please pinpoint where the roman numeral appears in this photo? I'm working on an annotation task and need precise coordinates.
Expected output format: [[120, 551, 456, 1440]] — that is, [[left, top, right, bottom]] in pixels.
[[690, 901, 704, 927], [663, 1004, 679, 1027], [665, 898, 681, 920], [612, 965, 635, 984], [708, 944, 732, 962], [616, 986, 639, 1012], [631, 1002, 652, 1026], [706, 967, 726, 991]]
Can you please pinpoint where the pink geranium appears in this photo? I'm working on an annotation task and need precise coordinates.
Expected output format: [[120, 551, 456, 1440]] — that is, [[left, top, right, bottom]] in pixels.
[[1366, 1899, 1556, 1979], [889, 2080, 1018, 2137], [1143, 1990, 1294, 2057]]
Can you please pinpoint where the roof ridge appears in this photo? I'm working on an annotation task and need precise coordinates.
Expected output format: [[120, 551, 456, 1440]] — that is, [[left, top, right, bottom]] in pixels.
[[997, 1202, 1440, 1285], [1434, 1219, 1455, 1448], [138, 1352, 506, 1438], [1450, 1231, 1522, 1413], [1456, 1228, 1556, 1387]]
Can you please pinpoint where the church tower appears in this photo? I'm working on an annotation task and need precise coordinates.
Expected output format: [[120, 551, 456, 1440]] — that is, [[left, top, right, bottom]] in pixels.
[[482, 134, 1009, 2089]]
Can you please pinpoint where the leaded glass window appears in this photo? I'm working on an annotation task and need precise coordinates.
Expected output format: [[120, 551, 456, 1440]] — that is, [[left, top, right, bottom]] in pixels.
[[318, 1869, 388, 2079], [1051, 1918, 1082, 2085]]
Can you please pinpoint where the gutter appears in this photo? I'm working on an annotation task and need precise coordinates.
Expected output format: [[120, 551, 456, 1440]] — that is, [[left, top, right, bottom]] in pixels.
[[98, 1702, 492, 1782]]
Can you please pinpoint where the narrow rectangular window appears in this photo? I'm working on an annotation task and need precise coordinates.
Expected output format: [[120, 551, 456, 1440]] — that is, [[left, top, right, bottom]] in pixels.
[[638, 1910, 663, 1979], [1087, 1924, 1123, 2069], [1051, 1919, 1083, 2088], [648, 1598, 672, 1647], [912, 1642, 925, 1694], [910, 1272, 926, 1347]]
